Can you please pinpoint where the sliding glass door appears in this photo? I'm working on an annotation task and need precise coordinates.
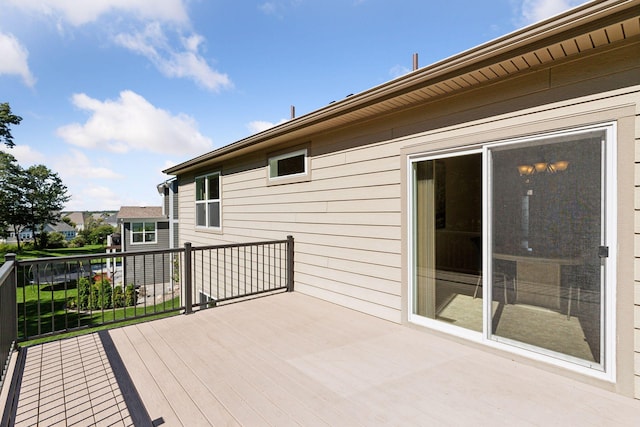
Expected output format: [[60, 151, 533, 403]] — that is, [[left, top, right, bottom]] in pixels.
[[410, 125, 613, 370], [412, 152, 483, 332]]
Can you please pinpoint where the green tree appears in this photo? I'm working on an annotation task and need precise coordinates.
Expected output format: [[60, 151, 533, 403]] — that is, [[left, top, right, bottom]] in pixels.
[[77, 216, 115, 245], [45, 231, 68, 248], [0, 150, 71, 251], [0, 102, 22, 148], [89, 223, 115, 245], [0, 152, 29, 250], [22, 165, 70, 249]]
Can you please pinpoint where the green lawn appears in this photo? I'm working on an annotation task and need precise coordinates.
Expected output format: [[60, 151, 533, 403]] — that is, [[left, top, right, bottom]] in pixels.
[[17, 280, 180, 344], [1, 245, 106, 263], [6, 244, 182, 346]]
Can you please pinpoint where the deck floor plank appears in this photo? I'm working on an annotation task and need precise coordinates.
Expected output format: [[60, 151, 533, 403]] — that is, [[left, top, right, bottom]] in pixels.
[[10, 292, 640, 426]]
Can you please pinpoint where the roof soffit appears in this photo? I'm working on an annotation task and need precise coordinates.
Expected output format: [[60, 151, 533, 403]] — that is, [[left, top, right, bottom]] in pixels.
[[165, 0, 640, 175]]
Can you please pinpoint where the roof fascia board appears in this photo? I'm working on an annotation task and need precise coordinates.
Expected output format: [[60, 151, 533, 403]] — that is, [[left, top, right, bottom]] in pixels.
[[164, 0, 638, 175]]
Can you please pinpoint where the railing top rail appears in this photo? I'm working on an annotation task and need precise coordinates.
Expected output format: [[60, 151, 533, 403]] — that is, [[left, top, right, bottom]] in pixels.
[[16, 247, 185, 267], [191, 239, 289, 252], [0, 256, 15, 288]]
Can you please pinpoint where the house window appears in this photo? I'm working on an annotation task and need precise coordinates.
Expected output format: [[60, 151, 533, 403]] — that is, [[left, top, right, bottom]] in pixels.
[[195, 172, 221, 228], [409, 123, 615, 376], [269, 149, 307, 179], [131, 222, 156, 244]]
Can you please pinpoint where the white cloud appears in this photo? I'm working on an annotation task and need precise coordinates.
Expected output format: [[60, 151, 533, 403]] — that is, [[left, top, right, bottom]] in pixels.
[[247, 119, 287, 134], [6, 0, 189, 26], [55, 149, 123, 180], [57, 90, 213, 156], [7, 0, 230, 91], [259, 2, 279, 16], [518, 0, 588, 25], [114, 23, 232, 91], [162, 159, 178, 172], [66, 185, 124, 211], [0, 32, 36, 87], [0, 145, 45, 166], [258, 1, 302, 17], [389, 64, 411, 79]]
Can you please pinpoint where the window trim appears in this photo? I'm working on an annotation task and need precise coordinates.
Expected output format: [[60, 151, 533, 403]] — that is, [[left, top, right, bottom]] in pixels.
[[267, 146, 310, 185], [130, 221, 157, 245], [195, 171, 222, 230]]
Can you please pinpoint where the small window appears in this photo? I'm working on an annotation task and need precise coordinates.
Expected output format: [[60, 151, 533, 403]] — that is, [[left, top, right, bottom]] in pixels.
[[269, 149, 307, 179], [195, 172, 221, 229], [131, 222, 156, 244]]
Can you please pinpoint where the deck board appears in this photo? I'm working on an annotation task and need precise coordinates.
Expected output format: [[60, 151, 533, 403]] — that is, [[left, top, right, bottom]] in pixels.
[[9, 292, 640, 426]]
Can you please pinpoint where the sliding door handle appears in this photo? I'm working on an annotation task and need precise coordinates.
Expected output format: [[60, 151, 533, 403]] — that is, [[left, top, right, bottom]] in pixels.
[[598, 246, 609, 258]]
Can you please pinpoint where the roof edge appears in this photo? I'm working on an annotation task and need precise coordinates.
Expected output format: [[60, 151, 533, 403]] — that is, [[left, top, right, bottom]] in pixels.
[[164, 0, 639, 176]]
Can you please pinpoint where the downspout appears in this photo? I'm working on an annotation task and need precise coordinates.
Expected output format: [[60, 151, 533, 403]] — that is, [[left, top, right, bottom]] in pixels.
[[120, 220, 126, 286]]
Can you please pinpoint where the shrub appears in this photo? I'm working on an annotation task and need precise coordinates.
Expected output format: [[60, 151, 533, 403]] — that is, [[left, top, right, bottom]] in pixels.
[[113, 285, 124, 308], [46, 231, 68, 249], [125, 284, 138, 307], [0, 243, 19, 253], [77, 277, 91, 310], [69, 235, 87, 248], [91, 278, 112, 310]]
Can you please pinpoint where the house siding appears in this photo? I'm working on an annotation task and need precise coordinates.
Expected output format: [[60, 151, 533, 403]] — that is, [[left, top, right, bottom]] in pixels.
[[174, 38, 640, 396], [634, 84, 640, 398], [122, 221, 171, 286]]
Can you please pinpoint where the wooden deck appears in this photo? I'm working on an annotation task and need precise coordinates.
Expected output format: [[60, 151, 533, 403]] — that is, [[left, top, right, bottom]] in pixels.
[[6, 292, 640, 426]]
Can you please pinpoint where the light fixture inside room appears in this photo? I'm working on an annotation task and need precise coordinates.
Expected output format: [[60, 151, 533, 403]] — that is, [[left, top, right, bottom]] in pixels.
[[517, 160, 569, 175]]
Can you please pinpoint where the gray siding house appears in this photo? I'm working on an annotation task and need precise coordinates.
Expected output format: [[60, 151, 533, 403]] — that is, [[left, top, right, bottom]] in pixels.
[[44, 222, 77, 241], [164, 1, 640, 399], [117, 206, 170, 287]]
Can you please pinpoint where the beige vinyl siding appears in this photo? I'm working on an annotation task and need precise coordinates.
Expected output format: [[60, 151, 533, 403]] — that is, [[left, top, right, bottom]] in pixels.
[[176, 40, 640, 326], [173, 36, 640, 396], [635, 90, 640, 398], [179, 144, 404, 322]]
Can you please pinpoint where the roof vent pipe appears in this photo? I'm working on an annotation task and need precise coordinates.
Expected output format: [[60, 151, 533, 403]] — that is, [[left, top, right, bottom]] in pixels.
[[290, 105, 296, 119], [413, 53, 419, 71]]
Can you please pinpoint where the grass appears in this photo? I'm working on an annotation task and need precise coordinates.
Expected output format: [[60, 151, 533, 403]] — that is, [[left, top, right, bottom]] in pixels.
[[6, 243, 181, 347], [1, 245, 106, 263], [17, 281, 181, 345]]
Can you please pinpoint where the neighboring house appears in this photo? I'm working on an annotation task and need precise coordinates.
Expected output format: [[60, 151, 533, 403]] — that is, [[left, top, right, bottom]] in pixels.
[[63, 212, 86, 231], [103, 212, 119, 229], [163, 1, 640, 399], [117, 206, 171, 286], [44, 222, 77, 241], [4, 222, 77, 243], [4, 230, 34, 244]]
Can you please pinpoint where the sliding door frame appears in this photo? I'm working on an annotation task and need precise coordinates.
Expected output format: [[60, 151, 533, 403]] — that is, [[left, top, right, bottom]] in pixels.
[[407, 122, 617, 381]]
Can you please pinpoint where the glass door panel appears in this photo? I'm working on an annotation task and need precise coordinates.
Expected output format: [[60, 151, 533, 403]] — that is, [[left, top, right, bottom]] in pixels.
[[490, 131, 605, 364], [413, 153, 483, 331]]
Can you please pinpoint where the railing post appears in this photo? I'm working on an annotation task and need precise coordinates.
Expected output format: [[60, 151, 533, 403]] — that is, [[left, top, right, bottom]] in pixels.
[[7, 254, 17, 349], [286, 236, 294, 292], [0, 254, 18, 389], [183, 242, 193, 314]]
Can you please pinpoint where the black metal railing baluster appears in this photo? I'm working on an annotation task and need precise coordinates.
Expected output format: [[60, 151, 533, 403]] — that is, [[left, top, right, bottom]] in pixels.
[[8, 238, 291, 341]]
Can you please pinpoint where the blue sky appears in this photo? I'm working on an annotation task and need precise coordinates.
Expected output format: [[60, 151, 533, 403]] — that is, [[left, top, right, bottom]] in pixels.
[[0, 0, 588, 211]]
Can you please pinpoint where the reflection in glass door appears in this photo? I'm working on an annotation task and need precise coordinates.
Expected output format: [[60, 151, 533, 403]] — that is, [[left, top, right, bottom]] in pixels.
[[410, 125, 612, 370], [412, 153, 483, 332], [489, 131, 605, 365]]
